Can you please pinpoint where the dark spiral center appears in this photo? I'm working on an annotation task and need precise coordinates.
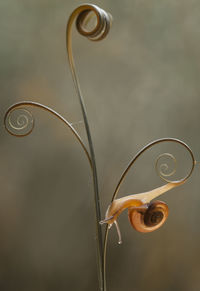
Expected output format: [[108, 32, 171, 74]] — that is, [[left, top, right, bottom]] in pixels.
[[144, 210, 164, 226], [150, 211, 163, 224]]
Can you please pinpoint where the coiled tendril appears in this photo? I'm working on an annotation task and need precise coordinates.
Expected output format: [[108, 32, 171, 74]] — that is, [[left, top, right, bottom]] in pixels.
[[4, 107, 34, 137], [155, 153, 177, 182], [4, 101, 92, 167], [111, 138, 195, 201], [68, 4, 112, 43]]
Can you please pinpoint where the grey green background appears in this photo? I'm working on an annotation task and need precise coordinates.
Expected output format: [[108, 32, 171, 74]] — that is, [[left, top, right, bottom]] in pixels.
[[0, 0, 200, 290]]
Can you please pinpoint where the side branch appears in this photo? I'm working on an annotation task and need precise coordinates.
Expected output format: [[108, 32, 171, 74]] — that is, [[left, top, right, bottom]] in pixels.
[[112, 138, 195, 202], [4, 101, 92, 168]]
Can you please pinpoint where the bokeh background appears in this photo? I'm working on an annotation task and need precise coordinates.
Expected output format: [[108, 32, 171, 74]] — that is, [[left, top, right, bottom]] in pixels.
[[0, 0, 200, 290]]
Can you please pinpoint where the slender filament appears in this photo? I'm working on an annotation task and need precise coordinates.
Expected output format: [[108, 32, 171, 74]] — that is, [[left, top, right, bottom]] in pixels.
[[66, 4, 112, 291]]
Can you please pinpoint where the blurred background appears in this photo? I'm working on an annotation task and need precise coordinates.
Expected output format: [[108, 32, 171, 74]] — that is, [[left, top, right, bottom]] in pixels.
[[0, 0, 200, 290]]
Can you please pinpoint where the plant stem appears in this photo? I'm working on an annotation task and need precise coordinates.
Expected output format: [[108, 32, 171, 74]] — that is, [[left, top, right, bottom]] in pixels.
[[66, 10, 104, 290]]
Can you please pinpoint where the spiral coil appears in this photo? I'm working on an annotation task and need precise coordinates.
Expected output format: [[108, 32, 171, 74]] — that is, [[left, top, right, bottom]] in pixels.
[[4, 107, 34, 137], [70, 4, 112, 42], [155, 153, 177, 182]]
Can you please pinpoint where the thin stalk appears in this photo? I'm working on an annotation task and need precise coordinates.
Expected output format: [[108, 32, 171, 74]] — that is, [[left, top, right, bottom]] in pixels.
[[66, 8, 103, 291]]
